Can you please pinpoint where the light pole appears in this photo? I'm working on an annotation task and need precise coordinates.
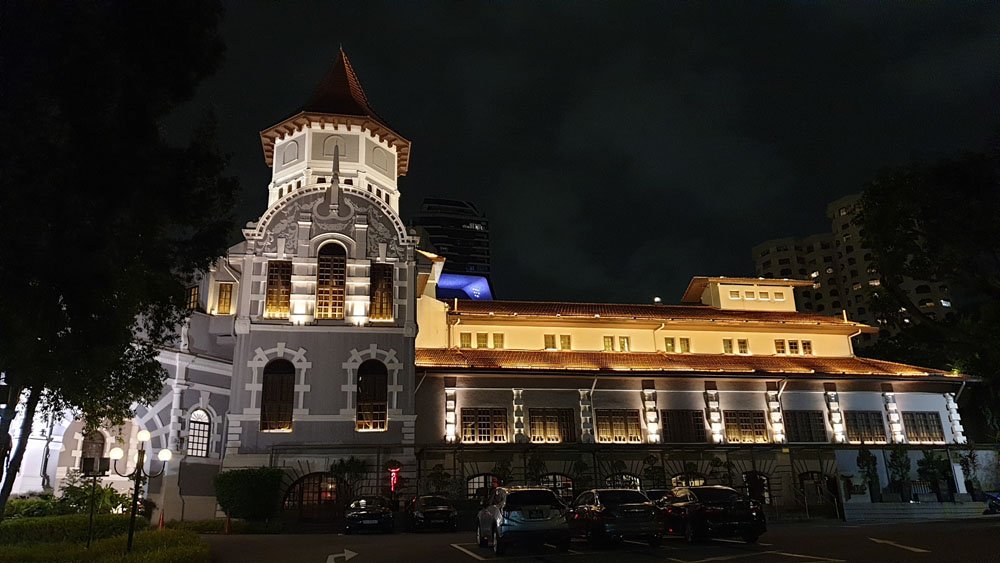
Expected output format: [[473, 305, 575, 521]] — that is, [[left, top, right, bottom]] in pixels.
[[80, 454, 110, 548], [109, 429, 171, 553]]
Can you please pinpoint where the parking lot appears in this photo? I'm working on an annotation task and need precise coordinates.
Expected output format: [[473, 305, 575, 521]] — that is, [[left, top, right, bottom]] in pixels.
[[206, 516, 1000, 562]]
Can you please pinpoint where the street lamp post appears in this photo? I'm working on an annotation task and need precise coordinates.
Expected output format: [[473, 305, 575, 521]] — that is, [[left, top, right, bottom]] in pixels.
[[109, 429, 171, 553], [80, 455, 110, 548]]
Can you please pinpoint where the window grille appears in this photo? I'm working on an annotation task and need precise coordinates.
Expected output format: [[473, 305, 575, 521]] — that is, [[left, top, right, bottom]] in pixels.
[[186, 410, 211, 457], [595, 409, 641, 443]]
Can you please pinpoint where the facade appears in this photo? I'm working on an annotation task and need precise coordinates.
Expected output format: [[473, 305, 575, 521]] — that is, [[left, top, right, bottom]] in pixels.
[[6, 52, 979, 525], [411, 198, 492, 284], [752, 194, 954, 345]]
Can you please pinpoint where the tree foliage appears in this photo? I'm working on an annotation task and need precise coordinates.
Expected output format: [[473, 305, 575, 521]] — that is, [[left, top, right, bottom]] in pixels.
[[856, 150, 1000, 430], [214, 468, 285, 522], [0, 0, 236, 517]]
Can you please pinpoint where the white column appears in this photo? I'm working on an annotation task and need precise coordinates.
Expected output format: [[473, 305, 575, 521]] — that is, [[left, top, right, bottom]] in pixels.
[[945, 393, 967, 444], [578, 390, 594, 444]]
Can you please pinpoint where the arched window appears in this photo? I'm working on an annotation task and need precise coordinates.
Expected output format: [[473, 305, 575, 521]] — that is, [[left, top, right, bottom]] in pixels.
[[283, 472, 339, 522], [316, 244, 347, 320], [264, 260, 292, 319], [604, 472, 641, 489], [539, 473, 574, 503], [743, 471, 771, 505], [186, 409, 211, 457], [467, 473, 499, 500], [356, 360, 388, 431], [80, 431, 105, 472], [323, 135, 345, 157], [261, 359, 295, 432], [369, 263, 394, 321], [372, 147, 389, 171], [282, 140, 299, 165]]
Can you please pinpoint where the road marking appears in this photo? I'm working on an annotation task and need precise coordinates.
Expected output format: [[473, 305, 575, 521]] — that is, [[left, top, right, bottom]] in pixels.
[[771, 552, 845, 562], [867, 537, 930, 553], [542, 543, 583, 554], [711, 538, 774, 546], [450, 543, 486, 561], [325, 549, 358, 562]]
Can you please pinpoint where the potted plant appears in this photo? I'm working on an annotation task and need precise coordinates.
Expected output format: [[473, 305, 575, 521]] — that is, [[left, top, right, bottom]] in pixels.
[[886, 444, 913, 502], [956, 447, 982, 500], [856, 446, 880, 502], [917, 450, 953, 502]]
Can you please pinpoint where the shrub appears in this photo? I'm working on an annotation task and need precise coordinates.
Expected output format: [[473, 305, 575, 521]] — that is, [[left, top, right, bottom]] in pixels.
[[0, 513, 147, 544], [165, 518, 284, 534], [214, 467, 285, 521], [3, 494, 71, 518], [59, 470, 132, 515]]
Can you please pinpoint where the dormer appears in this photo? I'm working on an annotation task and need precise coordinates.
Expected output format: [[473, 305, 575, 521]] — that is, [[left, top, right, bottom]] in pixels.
[[681, 276, 813, 312]]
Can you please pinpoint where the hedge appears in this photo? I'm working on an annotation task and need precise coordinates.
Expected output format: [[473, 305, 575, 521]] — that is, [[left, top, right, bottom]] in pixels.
[[0, 513, 148, 545], [214, 467, 285, 521], [0, 529, 209, 563], [165, 518, 285, 534]]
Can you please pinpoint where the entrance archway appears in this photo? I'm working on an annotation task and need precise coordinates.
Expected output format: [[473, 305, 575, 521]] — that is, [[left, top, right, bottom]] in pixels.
[[283, 472, 340, 522]]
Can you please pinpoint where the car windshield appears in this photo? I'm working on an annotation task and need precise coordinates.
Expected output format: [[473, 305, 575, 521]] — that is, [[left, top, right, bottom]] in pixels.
[[419, 496, 451, 508], [506, 490, 562, 509], [349, 497, 385, 509], [692, 488, 743, 503], [598, 490, 649, 506], [645, 489, 671, 501]]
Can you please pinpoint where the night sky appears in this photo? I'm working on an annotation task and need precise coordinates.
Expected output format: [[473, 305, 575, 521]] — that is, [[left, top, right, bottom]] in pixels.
[[167, 2, 1000, 304]]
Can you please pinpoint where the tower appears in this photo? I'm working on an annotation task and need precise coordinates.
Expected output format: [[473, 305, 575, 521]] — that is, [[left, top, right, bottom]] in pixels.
[[222, 49, 419, 512]]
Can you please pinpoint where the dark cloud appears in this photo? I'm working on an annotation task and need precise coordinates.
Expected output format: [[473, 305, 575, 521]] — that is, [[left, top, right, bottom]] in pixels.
[[166, 1, 1000, 303]]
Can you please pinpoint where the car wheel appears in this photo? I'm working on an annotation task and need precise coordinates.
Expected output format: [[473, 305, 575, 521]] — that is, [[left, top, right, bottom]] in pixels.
[[741, 533, 759, 544], [493, 527, 507, 555], [477, 523, 488, 548]]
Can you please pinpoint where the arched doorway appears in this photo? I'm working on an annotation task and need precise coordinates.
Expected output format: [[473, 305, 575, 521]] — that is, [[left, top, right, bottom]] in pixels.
[[538, 473, 574, 503], [467, 473, 499, 501], [671, 472, 707, 487], [604, 472, 641, 489], [283, 472, 340, 522]]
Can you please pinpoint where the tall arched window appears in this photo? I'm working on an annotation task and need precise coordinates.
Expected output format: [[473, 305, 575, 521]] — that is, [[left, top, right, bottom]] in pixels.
[[369, 263, 394, 321], [605, 473, 641, 489], [186, 409, 211, 457], [261, 359, 295, 432], [264, 260, 292, 319], [467, 473, 499, 500], [355, 359, 388, 431], [316, 244, 347, 320]]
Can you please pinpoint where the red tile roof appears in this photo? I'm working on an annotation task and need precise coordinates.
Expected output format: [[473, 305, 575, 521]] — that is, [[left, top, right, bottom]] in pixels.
[[447, 300, 876, 332], [302, 48, 386, 124], [415, 348, 962, 379]]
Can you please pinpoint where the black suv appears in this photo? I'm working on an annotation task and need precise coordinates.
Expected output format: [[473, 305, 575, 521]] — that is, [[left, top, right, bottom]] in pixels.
[[658, 485, 766, 543]]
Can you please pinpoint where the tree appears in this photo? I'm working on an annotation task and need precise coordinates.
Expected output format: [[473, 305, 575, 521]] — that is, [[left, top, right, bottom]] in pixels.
[[331, 457, 370, 500], [0, 0, 236, 519], [215, 468, 286, 522], [856, 149, 1000, 427]]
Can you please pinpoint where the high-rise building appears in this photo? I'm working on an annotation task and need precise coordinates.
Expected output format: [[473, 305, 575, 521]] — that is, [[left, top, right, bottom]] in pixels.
[[411, 198, 491, 282], [752, 194, 953, 345]]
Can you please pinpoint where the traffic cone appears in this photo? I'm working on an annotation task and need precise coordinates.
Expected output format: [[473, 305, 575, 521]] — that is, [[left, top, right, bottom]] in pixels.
[[158, 510, 165, 531]]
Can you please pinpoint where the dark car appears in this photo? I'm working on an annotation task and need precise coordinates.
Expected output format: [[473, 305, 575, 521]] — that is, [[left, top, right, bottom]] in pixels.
[[344, 496, 394, 534], [568, 489, 662, 547], [658, 485, 766, 543], [644, 489, 673, 503], [407, 495, 458, 531]]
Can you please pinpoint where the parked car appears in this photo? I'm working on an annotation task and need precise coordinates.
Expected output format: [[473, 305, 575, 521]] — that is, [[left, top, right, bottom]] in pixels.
[[644, 489, 673, 503], [344, 496, 394, 534], [407, 495, 459, 531], [657, 485, 766, 543], [568, 489, 663, 547], [476, 486, 571, 555]]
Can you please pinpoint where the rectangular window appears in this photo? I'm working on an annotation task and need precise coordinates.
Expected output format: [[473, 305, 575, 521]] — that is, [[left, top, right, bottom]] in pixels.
[[619, 336, 630, 352], [264, 261, 292, 319], [356, 373, 388, 432], [759, 291, 769, 300], [723, 339, 734, 354], [544, 334, 557, 350], [460, 332, 472, 348], [476, 333, 489, 348], [603, 336, 614, 352], [801, 340, 813, 355], [679, 338, 691, 353], [745, 291, 756, 300], [845, 411, 887, 443], [492, 333, 504, 349], [595, 409, 642, 443], [315, 250, 346, 320], [529, 408, 577, 443], [660, 410, 707, 443], [461, 408, 508, 443], [902, 412, 945, 443], [737, 339, 749, 354], [774, 292, 785, 301], [369, 263, 394, 321], [186, 286, 200, 311], [729, 290, 741, 299], [784, 410, 827, 443], [723, 410, 769, 443], [664, 337, 676, 353], [788, 340, 800, 354], [774, 339, 786, 354], [186, 416, 211, 457], [217, 283, 233, 315], [560, 335, 572, 350]]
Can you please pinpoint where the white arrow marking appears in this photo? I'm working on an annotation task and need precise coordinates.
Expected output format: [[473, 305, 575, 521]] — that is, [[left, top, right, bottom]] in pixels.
[[868, 537, 930, 553], [326, 548, 358, 562]]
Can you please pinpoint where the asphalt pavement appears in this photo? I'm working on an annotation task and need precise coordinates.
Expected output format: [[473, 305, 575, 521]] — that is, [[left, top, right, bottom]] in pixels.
[[205, 516, 1000, 563]]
